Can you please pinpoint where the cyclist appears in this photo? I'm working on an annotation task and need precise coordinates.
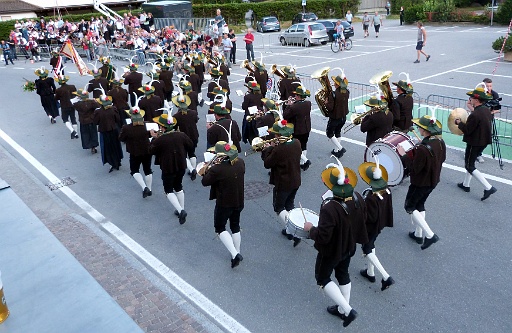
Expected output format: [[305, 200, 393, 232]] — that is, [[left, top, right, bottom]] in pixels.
[[334, 20, 345, 51]]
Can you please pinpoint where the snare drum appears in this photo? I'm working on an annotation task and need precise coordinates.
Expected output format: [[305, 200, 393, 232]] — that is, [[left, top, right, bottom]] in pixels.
[[285, 208, 319, 239], [364, 131, 415, 186]]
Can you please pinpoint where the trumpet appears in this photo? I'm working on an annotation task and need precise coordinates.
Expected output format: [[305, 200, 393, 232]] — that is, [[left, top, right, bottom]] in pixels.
[[241, 59, 256, 74], [342, 108, 379, 134], [246, 110, 265, 122], [245, 136, 290, 156], [196, 154, 229, 176]]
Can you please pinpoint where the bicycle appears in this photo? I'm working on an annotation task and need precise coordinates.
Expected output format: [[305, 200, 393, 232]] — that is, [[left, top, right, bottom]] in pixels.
[[330, 34, 352, 53]]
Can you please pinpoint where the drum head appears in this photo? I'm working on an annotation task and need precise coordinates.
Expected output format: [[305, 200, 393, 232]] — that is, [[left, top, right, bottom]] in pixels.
[[365, 142, 404, 186], [288, 208, 319, 229]]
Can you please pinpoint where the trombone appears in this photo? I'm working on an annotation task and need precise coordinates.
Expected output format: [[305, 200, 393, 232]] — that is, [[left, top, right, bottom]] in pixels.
[[342, 108, 379, 134]]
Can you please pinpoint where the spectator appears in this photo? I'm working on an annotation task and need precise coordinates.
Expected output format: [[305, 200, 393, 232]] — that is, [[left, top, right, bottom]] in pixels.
[[243, 28, 255, 61], [345, 10, 353, 25]]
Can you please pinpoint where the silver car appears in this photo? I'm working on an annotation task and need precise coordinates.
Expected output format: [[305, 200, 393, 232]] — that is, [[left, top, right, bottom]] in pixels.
[[279, 22, 329, 47]]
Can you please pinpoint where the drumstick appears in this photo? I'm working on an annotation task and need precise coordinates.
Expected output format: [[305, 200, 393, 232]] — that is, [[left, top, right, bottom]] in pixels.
[[299, 202, 308, 224], [411, 128, 422, 141]]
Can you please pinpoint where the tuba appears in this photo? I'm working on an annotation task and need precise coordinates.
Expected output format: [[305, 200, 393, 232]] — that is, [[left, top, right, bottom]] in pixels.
[[311, 67, 333, 117], [206, 54, 218, 67], [369, 71, 394, 107], [271, 64, 287, 79], [241, 59, 256, 74]]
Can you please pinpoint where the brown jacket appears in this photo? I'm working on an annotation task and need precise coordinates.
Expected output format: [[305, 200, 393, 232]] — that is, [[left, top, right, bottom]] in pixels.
[[186, 91, 199, 112], [118, 123, 150, 156], [74, 99, 100, 125], [283, 99, 312, 135], [242, 92, 263, 116], [391, 93, 413, 130], [188, 73, 202, 94], [88, 77, 109, 99], [207, 79, 230, 100], [459, 104, 492, 147], [149, 131, 194, 174], [193, 63, 205, 84], [93, 105, 119, 132], [207, 118, 242, 152], [123, 71, 143, 95], [262, 139, 301, 191], [55, 83, 77, 109], [325, 87, 349, 120], [309, 193, 369, 262], [364, 190, 393, 237], [360, 109, 393, 146], [150, 80, 166, 102], [107, 86, 129, 111], [140, 95, 163, 121], [159, 70, 174, 93], [219, 64, 230, 82], [173, 109, 199, 144], [201, 158, 245, 208], [279, 77, 300, 100], [402, 136, 446, 187], [254, 70, 269, 97]]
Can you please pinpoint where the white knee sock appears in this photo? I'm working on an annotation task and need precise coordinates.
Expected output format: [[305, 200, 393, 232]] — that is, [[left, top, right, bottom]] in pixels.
[[366, 258, 375, 277], [190, 156, 197, 169], [339, 282, 351, 304], [65, 121, 74, 133], [186, 158, 194, 173], [166, 193, 182, 212], [232, 232, 241, 253], [367, 250, 390, 280], [330, 137, 343, 151], [323, 281, 351, 315], [463, 171, 472, 187], [471, 169, 492, 190], [72, 124, 78, 131], [416, 211, 425, 238], [175, 190, 185, 210], [219, 231, 238, 259], [145, 174, 152, 190], [278, 210, 289, 226], [412, 210, 434, 238], [300, 153, 307, 165], [132, 173, 146, 190]]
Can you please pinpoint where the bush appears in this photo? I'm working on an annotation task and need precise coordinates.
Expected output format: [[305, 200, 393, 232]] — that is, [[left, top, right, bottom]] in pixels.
[[495, 0, 512, 25], [492, 34, 512, 53], [404, 4, 426, 23]]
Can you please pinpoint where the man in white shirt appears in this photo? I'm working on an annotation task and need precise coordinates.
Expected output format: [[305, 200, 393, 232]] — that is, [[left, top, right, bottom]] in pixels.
[[345, 11, 353, 25]]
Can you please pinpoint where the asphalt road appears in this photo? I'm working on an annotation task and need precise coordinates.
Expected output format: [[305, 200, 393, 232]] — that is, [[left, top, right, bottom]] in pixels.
[[1, 20, 511, 332]]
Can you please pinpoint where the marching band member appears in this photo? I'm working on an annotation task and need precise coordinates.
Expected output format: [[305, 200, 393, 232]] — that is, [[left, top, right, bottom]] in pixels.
[[73, 85, 100, 154], [207, 68, 230, 101], [50, 50, 64, 76], [207, 100, 242, 152], [149, 115, 195, 225], [172, 88, 199, 181], [139, 84, 163, 122], [325, 72, 349, 158], [283, 85, 312, 171], [218, 53, 231, 83], [107, 71, 129, 127], [391, 73, 414, 132], [123, 60, 144, 105], [360, 93, 393, 146], [279, 65, 301, 101], [146, 68, 166, 103], [208, 86, 232, 118], [34, 67, 59, 124], [158, 59, 174, 102], [398, 110, 445, 249], [54, 74, 79, 139], [99, 56, 115, 88], [255, 99, 280, 140], [358, 157, 395, 290], [261, 120, 302, 246], [241, 81, 264, 144], [253, 60, 269, 98], [118, 95, 153, 198], [88, 65, 109, 99], [192, 53, 205, 87], [183, 64, 201, 94], [455, 84, 497, 200], [179, 80, 199, 112], [303, 159, 368, 328], [201, 141, 245, 268], [93, 93, 123, 173]]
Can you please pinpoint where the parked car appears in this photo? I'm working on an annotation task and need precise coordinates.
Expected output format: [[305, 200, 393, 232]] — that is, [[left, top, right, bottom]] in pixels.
[[279, 22, 329, 47], [256, 16, 281, 33], [316, 19, 354, 42], [291, 12, 318, 25], [204, 18, 229, 36]]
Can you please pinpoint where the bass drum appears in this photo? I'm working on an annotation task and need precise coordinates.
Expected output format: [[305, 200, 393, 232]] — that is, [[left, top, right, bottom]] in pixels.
[[364, 131, 415, 186]]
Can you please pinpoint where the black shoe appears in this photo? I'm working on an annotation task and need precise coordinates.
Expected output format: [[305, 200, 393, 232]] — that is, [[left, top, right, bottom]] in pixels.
[[360, 269, 376, 283], [281, 229, 293, 240], [381, 276, 395, 291], [142, 187, 152, 198], [414, 60, 420, 64], [301, 160, 311, 171], [408, 231, 423, 244], [326, 305, 346, 320], [421, 234, 439, 250], [178, 210, 187, 224], [293, 237, 301, 247], [231, 253, 243, 268], [331, 147, 346, 158], [92, 147, 98, 154], [74, 132, 79, 139], [174, 210, 180, 216], [481, 186, 497, 201], [457, 183, 470, 192], [199, 100, 205, 108], [71, 130, 77, 139], [190, 169, 197, 181], [50, 117, 56, 124], [426, 55, 431, 61], [343, 309, 358, 327], [109, 166, 115, 173]]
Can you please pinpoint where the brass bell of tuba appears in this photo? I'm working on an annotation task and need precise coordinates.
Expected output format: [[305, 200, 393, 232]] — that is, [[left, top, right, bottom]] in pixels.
[[241, 59, 256, 74], [271, 64, 287, 79], [311, 67, 332, 117], [369, 71, 394, 107]]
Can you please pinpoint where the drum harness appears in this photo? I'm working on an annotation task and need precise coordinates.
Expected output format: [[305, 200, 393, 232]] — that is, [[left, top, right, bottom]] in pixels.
[[322, 192, 362, 215]]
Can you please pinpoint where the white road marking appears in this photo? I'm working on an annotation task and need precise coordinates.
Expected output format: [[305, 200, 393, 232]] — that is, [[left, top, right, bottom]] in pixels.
[[454, 70, 512, 79], [416, 81, 512, 97], [0, 128, 251, 333], [413, 58, 498, 82]]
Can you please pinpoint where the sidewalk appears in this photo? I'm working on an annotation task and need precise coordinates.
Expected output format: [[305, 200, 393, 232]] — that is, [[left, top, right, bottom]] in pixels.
[[0, 146, 222, 333]]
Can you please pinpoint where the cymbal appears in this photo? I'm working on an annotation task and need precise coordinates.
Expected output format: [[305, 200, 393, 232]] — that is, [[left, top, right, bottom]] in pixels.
[[448, 107, 468, 135]]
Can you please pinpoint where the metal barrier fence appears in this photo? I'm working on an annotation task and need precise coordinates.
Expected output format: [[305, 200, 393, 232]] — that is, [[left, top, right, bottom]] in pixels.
[[154, 18, 212, 33]]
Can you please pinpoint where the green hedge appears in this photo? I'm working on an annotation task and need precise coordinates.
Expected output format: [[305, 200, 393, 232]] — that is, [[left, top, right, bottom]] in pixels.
[[495, 0, 512, 25], [193, 0, 360, 24]]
